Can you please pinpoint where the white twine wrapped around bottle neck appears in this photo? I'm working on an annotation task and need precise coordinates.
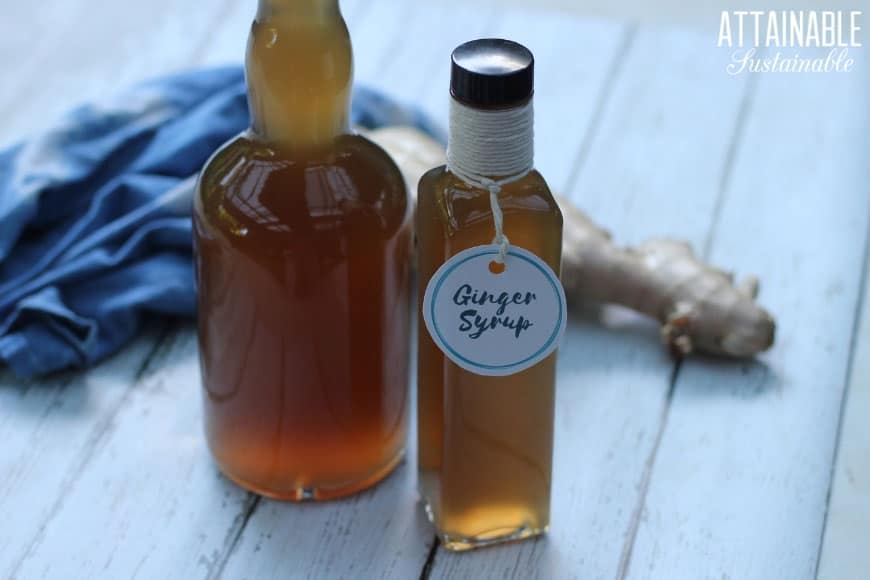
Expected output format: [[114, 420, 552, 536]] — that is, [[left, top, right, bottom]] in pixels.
[[446, 98, 534, 264]]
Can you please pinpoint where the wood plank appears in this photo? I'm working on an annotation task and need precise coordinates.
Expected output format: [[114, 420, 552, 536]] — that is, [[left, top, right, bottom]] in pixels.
[[430, 24, 752, 579], [818, 249, 870, 580], [4, 1, 862, 578], [0, 0, 244, 147], [356, 0, 499, 112], [0, 325, 167, 577], [0, 0, 374, 148], [0, 0, 370, 144], [625, 53, 870, 580], [10, 328, 259, 580], [349, 0, 421, 86], [0, 0, 82, 144]]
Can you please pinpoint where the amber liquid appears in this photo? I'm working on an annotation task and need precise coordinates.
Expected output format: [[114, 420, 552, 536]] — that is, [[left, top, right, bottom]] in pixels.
[[193, 0, 411, 500], [417, 167, 563, 549]]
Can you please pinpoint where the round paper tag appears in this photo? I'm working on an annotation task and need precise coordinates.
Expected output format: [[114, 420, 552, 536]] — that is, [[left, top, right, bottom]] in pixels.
[[423, 244, 567, 377]]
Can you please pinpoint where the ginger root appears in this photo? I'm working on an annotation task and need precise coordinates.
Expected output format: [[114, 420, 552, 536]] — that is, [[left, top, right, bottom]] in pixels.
[[366, 126, 776, 358]]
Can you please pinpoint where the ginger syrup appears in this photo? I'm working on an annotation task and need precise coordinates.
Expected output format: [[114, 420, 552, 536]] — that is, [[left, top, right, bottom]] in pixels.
[[417, 39, 563, 550], [193, 0, 411, 500]]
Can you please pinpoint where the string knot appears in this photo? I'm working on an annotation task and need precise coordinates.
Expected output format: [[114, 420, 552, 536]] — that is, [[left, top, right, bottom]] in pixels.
[[484, 181, 510, 264]]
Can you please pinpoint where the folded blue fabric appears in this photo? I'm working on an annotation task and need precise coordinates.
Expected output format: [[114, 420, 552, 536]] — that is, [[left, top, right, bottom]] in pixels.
[[0, 66, 444, 379]]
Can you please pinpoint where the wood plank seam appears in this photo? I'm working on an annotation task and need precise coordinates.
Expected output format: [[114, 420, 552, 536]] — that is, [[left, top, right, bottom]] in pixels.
[[2, 367, 72, 400], [614, 362, 681, 580], [562, 24, 637, 201], [419, 537, 440, 580], [131, 322, 181, 383], [6, 321, 177, 580], [30, 377, 76, 424], [701, 56, 762, 258], [206, 494, 262, 580], [813, 211, 870, 579], [615, 61, 761, 580]]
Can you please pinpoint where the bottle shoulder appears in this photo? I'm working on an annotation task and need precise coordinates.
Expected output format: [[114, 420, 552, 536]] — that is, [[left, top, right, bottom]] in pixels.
[[198, 132, 406, 196], [418, 167, 562, 219], [195, 132, 409, 242], [416, 166, 563, 272]]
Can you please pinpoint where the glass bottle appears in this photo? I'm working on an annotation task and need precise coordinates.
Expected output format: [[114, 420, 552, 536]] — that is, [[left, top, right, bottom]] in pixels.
[[193, 0, 411, 501], [416, 39, 563, 550]]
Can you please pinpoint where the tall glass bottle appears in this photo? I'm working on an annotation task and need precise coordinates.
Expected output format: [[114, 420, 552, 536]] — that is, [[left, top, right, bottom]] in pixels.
[[193, 0, 411, 501], [417, 39, 563, 550]]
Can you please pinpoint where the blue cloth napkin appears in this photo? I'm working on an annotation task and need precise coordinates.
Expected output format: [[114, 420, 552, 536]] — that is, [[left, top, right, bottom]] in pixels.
[[0, 66, 444, 379]]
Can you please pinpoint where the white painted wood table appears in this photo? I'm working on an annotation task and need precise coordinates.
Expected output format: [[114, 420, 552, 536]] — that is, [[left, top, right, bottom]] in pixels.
[[1, 1, 868, 579]]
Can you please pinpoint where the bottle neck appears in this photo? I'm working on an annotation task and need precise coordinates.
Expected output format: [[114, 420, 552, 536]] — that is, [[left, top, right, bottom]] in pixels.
[[256, 0, 338, 18], [446, 98, 535, 188], [247, 0, 352, 149]]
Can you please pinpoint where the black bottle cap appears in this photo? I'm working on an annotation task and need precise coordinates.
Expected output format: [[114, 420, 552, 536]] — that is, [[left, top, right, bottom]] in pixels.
[[450, 39, 534, 108]]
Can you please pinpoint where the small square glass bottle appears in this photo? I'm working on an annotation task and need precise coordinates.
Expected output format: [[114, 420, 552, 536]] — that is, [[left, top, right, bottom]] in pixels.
[[416, 39, 564, 551]]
